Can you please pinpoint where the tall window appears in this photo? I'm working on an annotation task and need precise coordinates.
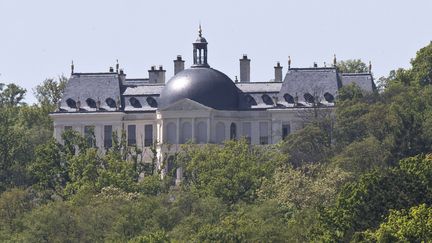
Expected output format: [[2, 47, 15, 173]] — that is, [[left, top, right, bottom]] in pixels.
[[242, 122, 252, 144], [230, 123, 237, 140], [104, 125, 113, 148], [180, 122, 192, 144], [196, 121, 207, 144], [282, 124, 291, 140], [259, 122, 269, 145], [166, 122, 177, 144], [127, 124, 136, 146], [215, 122, 225, 144], [144, 124, 153, 147], [84, 125, 95, 147], [167, 156, 175, 175]]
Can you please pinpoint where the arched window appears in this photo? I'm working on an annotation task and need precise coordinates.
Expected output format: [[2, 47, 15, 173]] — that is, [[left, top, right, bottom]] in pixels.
[[304, 93, 314, 103], [245, 94, 257, 106], [66, 98, 76, 108], [324, 92, 335, 103], [283, 93, 295, 103], [196, 121, 207, 144], [146, 96, 158, 107], [215, 122, 226, 143], [262, 94, 274, 105], [230, 123, 237, 140], [166, 122, 177, 144], [129, 97, 142, 108], [106, 98, 116, 108], [86, 98, 96, 108], [180, 122, 192, 143]]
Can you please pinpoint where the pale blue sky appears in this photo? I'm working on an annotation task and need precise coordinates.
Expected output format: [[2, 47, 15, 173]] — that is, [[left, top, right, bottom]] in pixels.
[[1, 0, 431, 103]]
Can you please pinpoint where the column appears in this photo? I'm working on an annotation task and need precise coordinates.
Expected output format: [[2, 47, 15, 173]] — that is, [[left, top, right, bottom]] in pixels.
[[272, 120, 282, 144], [176, 118, 180, 144], [191, 118, 196, 143], [207, 118, 211, 143]]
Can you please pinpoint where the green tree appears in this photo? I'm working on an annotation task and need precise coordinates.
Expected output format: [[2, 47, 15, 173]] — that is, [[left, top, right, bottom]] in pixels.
[[332, 136, 390, 175], [0, 107, 30, 191], [34, 76, 67, 110], [193, 201, 291, 242], [0, 83, 26, 107], [0, 188, 35, 241], [281, 124, 332, 166], [317, 154, 432, 241], [360, 204, 432, 242], [336, 59, 369, 73], [180, 139, 285, 205], [410, 41, 432, 86], [258, 164, 350, 211], [29, 139, 68, 194]]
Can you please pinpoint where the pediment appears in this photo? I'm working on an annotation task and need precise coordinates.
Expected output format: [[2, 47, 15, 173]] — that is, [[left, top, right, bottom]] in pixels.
[[159, 98, 213, 111]]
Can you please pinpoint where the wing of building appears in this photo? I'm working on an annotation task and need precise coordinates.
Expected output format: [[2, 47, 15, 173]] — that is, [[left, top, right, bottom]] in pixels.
[[51, 27, 375, 176]]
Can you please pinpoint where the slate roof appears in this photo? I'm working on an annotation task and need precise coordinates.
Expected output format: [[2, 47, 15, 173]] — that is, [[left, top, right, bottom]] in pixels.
[[279, 67, 341, 102], [56, 66, 374, 113], [123, 84, 165, 96], [59, 73, 121, 112], [236, 82, 282, 93], [124, 78, 150, 86], [341, 73, 375, 92], [123, 95, 159, 112]]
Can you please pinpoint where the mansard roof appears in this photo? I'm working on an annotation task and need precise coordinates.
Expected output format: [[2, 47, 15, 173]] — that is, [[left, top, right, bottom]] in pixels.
[[340, 73, 375, 92], [123, 84, 164, 96], [280, 67, 341, 103], [235, 82, 282, 93], [59, 73, 121, 112], [56, 66, 374, 113]]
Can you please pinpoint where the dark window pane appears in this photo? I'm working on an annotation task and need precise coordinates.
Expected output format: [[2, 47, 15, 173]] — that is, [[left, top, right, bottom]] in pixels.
[[282, 124, 291, 140], [144, 124, 153, 147], [84, 126, 95, 147], [104, 125, 113, 148], [128, 125, 136, 146], [230, 123, 237, 140]]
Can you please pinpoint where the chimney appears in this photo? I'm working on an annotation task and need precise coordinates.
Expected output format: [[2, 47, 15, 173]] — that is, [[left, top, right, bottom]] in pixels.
[[119, 69, 126, 84], [313, 62, 318, 68], [148, 65, 166, 83], [109, 66, 114, 72], [174, 55, 185, 75], [239, 54, 250, 82], [274, 62, 283, 82]]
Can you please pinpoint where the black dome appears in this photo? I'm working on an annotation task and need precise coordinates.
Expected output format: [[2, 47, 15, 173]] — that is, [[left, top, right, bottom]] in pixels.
[[159, 67, 239, 110]]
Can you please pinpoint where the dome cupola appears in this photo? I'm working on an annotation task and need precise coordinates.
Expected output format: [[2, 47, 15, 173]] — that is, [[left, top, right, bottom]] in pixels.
[[159, 26, 239, 110], [192, 24, 209, 68]]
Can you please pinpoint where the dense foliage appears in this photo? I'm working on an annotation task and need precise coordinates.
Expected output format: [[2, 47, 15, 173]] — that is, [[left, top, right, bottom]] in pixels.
[[1, 44, 432, 242]]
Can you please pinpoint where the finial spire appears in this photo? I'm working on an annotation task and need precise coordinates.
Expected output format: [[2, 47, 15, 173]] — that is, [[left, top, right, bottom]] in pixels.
[[333, 54, 337, 67], [369, 61, 372, 73], [116, 59, 119, 73], [71, 60, 74, 74], [198, 24, 202, 37], [288, 56, 291, 69]]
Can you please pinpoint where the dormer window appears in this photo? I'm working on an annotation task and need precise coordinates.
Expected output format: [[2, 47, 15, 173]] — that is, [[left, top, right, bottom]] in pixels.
[[284, 93, 295, 103], [245, 94, 257, 106], [262, 94, 274, 105], [86, 98, 96, 108], [106, 98, 116, 108], [304, 93, 315, 103], [146, 96, 158, 108], [324, 92, 335, 103], [129, 97, 142, 108], [66, 98, 76, 108]]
